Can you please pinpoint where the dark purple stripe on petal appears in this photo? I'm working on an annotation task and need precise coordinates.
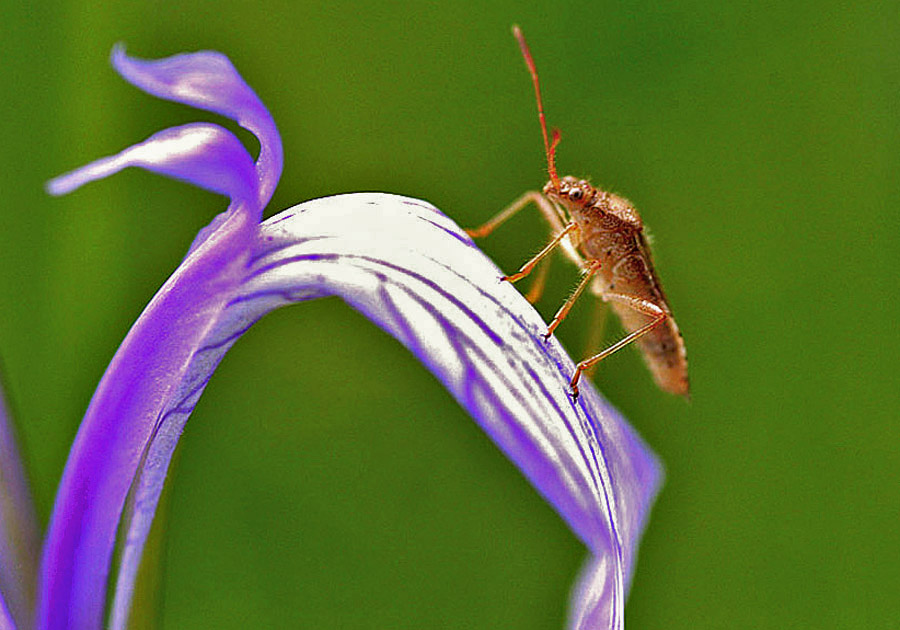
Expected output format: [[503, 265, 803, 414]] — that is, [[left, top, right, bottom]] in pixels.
[[247, 235, 335, 265], [400, 198, 445, 214], [71, 191, 660, 630], [259, 252, 508, 347], [415, 216, 478, 248], [226, 287, 327, 307]]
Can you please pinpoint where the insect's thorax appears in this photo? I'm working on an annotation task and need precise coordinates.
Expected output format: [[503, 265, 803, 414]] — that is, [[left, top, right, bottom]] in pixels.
[[545, 177, 647, 283]]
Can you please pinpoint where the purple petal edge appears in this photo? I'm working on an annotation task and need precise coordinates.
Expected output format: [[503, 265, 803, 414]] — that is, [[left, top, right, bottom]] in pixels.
[[0, 383, 38, 630], [39, 117, 264, 630], [106, 193, 663, 630], [0, 592, 16, 630]]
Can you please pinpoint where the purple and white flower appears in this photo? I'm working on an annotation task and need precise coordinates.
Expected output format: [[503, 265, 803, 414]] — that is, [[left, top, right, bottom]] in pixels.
[[0, 45, 662, 630]]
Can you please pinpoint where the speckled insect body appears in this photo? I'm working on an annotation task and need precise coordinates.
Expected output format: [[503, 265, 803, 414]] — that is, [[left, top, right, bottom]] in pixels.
[[547, 177, 689, 397], [469, 27, 689, 399]]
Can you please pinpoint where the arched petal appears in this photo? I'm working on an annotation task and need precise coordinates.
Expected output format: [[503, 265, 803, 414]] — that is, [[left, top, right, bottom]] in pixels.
[[111, 46, 282, 206], [42, 43, 659, 630], [0, 382, 38, 630], [107, 193, 662, 630]]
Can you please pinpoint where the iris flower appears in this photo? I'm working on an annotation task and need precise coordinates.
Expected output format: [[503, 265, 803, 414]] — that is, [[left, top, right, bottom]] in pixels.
[[0, 46, 662, 630]]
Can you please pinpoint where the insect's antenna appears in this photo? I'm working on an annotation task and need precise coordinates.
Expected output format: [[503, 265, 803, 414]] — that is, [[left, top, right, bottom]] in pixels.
[[512, 25, 560, 187]]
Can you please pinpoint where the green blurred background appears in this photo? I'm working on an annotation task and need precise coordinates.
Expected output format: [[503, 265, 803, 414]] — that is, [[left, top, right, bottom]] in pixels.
[[1, 1, 898, 628]]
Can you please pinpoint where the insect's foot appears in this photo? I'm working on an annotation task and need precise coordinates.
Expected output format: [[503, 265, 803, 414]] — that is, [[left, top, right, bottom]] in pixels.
[[542, 330, 552, 341], [569, 371, 582, 401]]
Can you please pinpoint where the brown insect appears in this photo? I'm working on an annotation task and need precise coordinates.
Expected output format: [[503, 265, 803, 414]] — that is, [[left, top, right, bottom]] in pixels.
[[468, 25, 689, 399]]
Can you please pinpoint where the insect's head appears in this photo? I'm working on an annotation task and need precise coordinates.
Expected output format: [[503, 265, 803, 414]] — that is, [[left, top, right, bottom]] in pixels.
[[543, 176, 594, 208]]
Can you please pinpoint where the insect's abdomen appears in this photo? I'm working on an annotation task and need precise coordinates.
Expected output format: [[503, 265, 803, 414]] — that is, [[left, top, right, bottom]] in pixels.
[[626, 304, 689, 397]]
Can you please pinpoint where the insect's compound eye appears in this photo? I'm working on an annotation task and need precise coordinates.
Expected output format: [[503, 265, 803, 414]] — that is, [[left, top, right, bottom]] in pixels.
[[569, 188, 583, 201]]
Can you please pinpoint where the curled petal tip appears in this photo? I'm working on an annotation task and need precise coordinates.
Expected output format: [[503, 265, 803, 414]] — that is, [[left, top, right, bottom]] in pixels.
[[45, 154, 121, 196], [105, 43, 283, 206], [45, 174, 74, 197], [110, 42, 127, 65]]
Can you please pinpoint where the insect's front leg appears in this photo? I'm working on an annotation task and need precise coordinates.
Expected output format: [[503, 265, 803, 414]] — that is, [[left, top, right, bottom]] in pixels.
[[504, 222, 577, 283], [465, 191, 555, 238], [467, 191, 584, 293]]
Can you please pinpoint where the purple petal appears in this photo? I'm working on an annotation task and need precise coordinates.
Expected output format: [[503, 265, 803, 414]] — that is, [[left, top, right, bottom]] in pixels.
[[46, 123, 256, 205], [0, 383, 38, 630], [40, 44, 285, 630], [111, 46, 282, 207], [39, 170, 260, 630], [106, 193, 662, 629], [568, 555, 616, 630], [42, 44, 660, 630]]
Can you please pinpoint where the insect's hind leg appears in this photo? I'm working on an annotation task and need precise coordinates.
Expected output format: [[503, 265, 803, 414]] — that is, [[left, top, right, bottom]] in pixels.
[[581, 297, 610, 380], [570, 293, 668, 399]]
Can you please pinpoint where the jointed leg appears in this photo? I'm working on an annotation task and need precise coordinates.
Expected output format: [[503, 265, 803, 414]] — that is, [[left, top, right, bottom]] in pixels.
[[581, 298, 609, 380], [524, 254, 553, 303], [543, 259, 603, 338], [505, 222, 577, 283], [468, 191, 586, 293], [570, 293, 668, 399], [466, 191, 565, 238]]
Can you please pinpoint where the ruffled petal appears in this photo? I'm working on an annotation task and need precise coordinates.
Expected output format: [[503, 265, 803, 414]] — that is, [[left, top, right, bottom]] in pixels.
[[40, 43, 283, 630], [111, 46, 282, 206]]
